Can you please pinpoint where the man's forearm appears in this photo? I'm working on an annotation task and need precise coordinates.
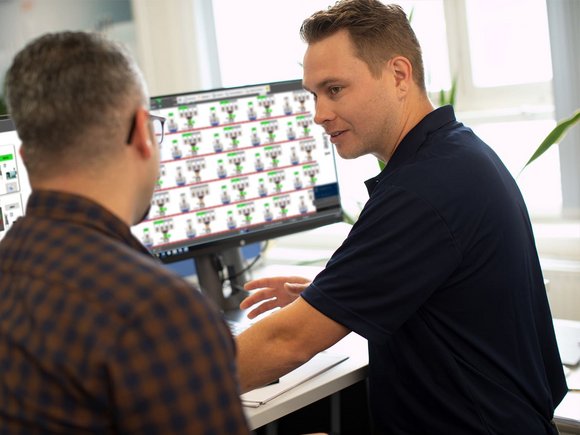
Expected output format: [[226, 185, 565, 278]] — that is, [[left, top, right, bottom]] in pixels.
[[236, 308, 312, 393], [236, 297, 350, 393]]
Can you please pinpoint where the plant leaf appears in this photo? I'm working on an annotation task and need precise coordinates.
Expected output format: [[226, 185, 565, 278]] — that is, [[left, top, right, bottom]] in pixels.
[[448, 76, 458, 107], [522, 110, 580, 171], [437, 76, 458, 107]]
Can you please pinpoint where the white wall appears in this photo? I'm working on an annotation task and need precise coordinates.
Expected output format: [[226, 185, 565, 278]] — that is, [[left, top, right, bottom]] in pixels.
[[0, 0, 132, 94]]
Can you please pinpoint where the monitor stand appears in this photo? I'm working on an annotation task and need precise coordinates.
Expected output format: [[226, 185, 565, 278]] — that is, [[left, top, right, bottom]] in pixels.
[[194, 246, 250, 312]]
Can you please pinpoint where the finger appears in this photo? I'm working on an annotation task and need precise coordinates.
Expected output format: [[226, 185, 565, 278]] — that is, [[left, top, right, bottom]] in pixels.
[[244, 276, 309, 291], [247, 299, 282, 319], [239, 289, 276, 309], [243, 278, 280, 291]]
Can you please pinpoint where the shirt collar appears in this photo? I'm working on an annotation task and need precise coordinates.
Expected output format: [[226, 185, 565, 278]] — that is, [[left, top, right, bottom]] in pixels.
[[26, 190, 150, 255], [364, 105, 457, 195]]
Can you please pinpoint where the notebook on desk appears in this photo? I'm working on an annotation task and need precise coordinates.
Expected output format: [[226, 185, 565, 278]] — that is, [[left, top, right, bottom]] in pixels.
[[241, 352, 349, 408]]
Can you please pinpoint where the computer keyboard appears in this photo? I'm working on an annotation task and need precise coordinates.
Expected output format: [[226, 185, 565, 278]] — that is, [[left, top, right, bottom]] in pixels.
[[227, 319, 252, 336]]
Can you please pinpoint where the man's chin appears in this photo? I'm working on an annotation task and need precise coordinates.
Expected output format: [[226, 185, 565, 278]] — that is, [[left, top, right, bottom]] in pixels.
[[335, 146, 363, 160], [134, 204, 151, 226]]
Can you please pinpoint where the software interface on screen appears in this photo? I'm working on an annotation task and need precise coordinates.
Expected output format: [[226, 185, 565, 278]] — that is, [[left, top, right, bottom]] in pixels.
[[131, 79, 342, 265], [0, 117, 30, 243]]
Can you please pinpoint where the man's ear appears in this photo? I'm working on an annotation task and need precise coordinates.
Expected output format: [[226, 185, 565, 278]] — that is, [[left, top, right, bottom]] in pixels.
[[131, 107, 154, 158], [390, 56, 413, 95]]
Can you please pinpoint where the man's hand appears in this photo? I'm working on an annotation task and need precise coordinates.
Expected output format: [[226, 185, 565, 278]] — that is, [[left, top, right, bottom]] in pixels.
[[241, 276, 311, 319]]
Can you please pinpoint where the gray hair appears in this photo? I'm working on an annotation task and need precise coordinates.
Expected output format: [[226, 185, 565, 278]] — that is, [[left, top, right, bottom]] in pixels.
[[300, 0, 426, 92], [4, 31, 147, 178]]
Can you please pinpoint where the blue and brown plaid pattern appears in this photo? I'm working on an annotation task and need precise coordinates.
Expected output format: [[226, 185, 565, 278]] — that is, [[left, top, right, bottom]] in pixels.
[[0, 190, 249, 434]]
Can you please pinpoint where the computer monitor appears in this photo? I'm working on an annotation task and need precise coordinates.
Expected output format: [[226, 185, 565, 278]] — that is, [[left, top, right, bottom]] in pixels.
[[131, 79, 343, 310], [0, 116, 30, 243]]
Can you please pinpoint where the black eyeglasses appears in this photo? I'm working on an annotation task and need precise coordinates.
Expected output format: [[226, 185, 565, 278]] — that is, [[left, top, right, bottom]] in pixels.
[[126, 112, 166, 145]]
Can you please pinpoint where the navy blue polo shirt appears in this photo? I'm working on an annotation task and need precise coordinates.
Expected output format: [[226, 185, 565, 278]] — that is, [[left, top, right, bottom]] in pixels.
[[302, 106, 567, 434]]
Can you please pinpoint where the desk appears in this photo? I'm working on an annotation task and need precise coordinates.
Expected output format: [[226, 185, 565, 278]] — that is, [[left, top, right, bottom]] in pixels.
[[243, 324, 580, 432], [244, 332, 368, 431]]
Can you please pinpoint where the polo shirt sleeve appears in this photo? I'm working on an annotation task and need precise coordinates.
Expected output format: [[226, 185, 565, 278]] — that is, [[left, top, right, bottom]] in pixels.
[[302, 183, 462, 344]]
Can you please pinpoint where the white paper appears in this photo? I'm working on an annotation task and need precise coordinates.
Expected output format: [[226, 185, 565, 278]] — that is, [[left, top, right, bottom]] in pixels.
[[241, 352, 349, 407], [554, 319, 580, 366]]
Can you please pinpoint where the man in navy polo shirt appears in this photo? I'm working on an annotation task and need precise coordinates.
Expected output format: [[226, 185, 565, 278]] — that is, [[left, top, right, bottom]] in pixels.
[[236, 1, 567, 433]]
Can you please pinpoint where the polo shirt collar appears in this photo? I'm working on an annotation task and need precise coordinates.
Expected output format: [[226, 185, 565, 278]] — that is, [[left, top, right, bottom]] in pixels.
[[364, 105, 457, 195]]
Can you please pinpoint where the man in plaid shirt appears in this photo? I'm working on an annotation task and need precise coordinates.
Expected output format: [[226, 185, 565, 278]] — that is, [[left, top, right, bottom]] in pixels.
[[0, 31, 249, 434]]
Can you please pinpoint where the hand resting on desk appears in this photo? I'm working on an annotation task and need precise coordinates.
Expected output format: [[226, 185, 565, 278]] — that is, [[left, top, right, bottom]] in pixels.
[[241, 276, 311, 319]]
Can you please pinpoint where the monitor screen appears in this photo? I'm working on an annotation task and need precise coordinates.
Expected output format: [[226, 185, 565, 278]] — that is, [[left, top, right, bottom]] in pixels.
[[0, 116, 30, 243], [131, 79, 343, 309]]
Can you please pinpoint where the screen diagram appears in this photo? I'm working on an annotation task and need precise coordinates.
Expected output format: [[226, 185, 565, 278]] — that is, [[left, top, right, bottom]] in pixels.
[[132, 80, 340, 259]]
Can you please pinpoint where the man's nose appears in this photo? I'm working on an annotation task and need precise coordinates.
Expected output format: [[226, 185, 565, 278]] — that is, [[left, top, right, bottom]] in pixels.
[[313, 98, 334, 126]]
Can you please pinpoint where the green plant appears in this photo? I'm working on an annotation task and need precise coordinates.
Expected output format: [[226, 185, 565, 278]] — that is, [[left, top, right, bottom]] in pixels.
[[521, 109, 580, 172], [437, 76, 458, 108]]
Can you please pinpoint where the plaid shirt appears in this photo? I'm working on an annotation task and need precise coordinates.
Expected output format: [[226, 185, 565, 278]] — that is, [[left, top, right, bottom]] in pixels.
[[0, 190, 249, 434]]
